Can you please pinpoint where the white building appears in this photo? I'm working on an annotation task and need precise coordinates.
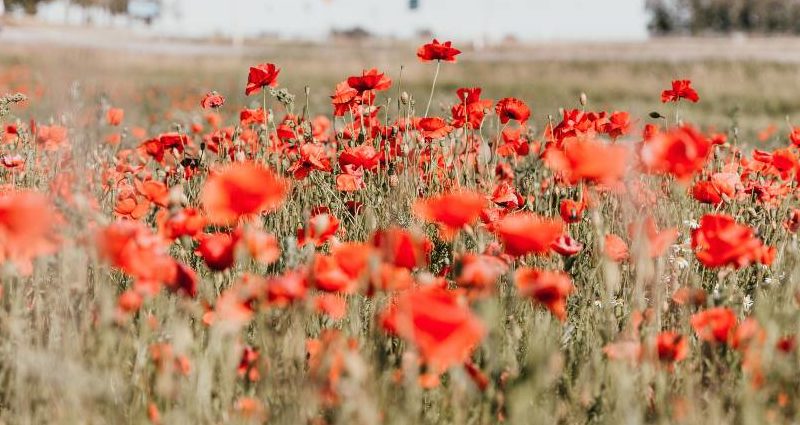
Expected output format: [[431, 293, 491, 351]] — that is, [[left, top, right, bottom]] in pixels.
[[38, 0, 649, 43]]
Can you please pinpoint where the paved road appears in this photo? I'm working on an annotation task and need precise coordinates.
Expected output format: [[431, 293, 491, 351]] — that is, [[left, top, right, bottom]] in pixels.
[[4, 24, 800, 63]]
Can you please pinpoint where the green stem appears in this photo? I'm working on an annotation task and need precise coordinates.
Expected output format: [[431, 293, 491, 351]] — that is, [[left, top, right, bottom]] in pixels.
[[423, 60, 441, 118]]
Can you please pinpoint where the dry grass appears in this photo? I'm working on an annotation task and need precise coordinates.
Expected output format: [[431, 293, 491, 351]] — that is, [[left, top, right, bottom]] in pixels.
[[0, 36, 800, 425]]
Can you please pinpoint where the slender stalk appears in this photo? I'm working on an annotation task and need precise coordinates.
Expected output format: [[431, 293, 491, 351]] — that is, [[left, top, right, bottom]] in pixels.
[[423, 60, 441, 118]]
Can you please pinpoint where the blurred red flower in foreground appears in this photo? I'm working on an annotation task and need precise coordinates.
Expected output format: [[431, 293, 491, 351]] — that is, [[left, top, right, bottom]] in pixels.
[[417, 39, 462, 62], [544, 138, 629, 185], [201, 162, 288, 225], [691, 307, 737, 344], [380, 286, 485, 371], [661, 79, 699, 103], [495, 212, 563, 257], [0, 191, 59, 275], [691, 214, 774, 268], [640, 125, 711, 181], [603, 234, 630, 262], [245, 63, 280, 96], [97, 220, 178, 296], [414, 191, 485, 239], [515, 268, 574, 321]]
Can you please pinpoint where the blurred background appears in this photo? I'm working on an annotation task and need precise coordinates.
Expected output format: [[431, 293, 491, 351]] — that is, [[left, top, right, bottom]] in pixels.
[[2, 0, 800, 142]]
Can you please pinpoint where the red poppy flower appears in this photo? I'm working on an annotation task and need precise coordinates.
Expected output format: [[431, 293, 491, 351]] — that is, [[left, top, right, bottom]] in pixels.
[[417, 39, 462, 63], [201, 162, 288, 225], [242, 228, 280, 265], [158, 207, 206, 240], [514, 268, 574, 321], [339, 144, 380, 171], [559, 196, 586, 224], [692, 180, 723, 205], [297, 208, 340, 247], [455, 253, 508, 291], [380, 286, 485, 371], [266, 270, 308, 306], [245, 63, 280, 96], [97, 220, 176, 295], [0, 191, 59, 275], [1, 154, 24, 170], [451, 87, 492, 129], [661, 79, 699, 103], [603, 234, 629, 262], [495, 213, 563, 257], [417, 117, 454, 140], [550, 234, 583, 256], [201, 91, 225, 109], [413, 191, 485, 239], [691, 307, 737, 344], [495, 97, 531, 124], [640, 125, 711, 181], [107, 107, 124, 126], [601, 111, 631, 139], [347, 68, 392, 94], [691, 214, 774, 268], [196, 232, 239, 271], [544, 138, 629, 185], [372, 227, 432, 269], [653, 331, 688, 364]]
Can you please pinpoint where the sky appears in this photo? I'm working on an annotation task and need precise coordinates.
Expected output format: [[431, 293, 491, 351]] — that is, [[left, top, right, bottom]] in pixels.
[[36, 0, 650, 42]]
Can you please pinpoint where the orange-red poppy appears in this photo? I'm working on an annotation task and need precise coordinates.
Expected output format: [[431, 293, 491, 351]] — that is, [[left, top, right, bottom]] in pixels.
[[495, 213, 563, 257], [201, 162, 288, 225], [413, 191, 485, 239], [380, 286, 485, 372]]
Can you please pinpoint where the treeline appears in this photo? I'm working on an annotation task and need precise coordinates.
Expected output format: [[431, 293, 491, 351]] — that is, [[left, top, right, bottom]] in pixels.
[[3, 0, 129, 14], [648, 0, 800, 34]]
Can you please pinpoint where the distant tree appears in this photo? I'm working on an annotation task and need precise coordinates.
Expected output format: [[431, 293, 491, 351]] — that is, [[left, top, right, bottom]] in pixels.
[[647, 0, 800, 35], [5, 0, 45, 14]]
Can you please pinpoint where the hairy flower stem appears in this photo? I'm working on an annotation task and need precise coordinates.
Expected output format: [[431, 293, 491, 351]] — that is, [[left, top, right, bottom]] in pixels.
[[423, 60, 441, 118]]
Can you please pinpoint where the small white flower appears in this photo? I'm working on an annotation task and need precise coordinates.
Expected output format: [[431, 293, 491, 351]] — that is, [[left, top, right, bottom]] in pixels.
[[743, 295, 753, 313]]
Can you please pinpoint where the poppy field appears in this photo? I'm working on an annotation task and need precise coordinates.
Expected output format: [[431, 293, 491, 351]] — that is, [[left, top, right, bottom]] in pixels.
[[2, 39, 800, 424]]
